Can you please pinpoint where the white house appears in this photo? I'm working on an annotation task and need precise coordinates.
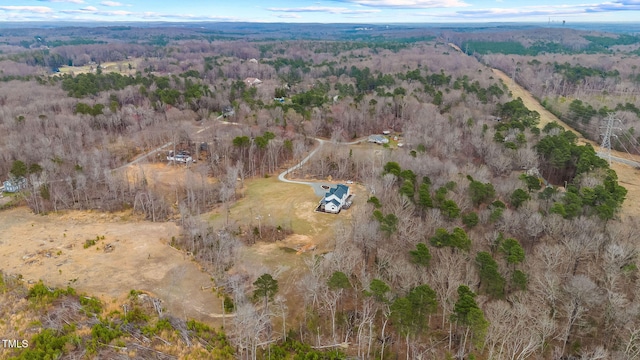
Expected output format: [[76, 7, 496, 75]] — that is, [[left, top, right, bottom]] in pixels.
[[244, 77, 262, 86], [320, 184, 350, 214]]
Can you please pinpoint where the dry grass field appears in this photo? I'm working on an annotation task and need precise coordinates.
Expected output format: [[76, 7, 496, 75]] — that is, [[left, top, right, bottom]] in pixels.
[[57, 59, 140, 76], [206, 175, 364, 302], [0, 207, 224, 325], [210, 175, 359, 256], [0, 164, 363, 328]]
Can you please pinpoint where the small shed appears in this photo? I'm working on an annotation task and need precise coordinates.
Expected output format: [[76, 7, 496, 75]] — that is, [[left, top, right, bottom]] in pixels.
[[368, 135, 389, 145]]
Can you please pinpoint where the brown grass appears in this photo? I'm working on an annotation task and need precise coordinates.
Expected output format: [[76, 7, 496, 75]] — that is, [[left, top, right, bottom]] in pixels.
[[0, 207, 223, 326], [57, 59, 140, 76], [206, 176, 364, 307]]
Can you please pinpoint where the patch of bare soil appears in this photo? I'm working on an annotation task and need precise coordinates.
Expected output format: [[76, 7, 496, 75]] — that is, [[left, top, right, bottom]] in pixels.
[[0, 207, 223, 325]]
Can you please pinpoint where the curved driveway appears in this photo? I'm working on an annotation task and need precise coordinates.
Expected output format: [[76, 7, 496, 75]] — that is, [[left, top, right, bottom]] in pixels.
[[278, 137, 364, 196]]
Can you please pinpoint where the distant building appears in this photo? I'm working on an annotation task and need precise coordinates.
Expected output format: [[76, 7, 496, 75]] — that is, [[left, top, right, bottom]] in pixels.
[[320, 184, 350, 214], [3, 177, 27, 193], [368, 135, 389, 145], [167, 151, 193, 164], [222, 106, 235, 118], [244, 77, 262, 86]]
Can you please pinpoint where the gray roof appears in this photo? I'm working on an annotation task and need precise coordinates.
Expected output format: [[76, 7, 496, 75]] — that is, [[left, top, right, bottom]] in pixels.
[[324, 184, 349, 200]]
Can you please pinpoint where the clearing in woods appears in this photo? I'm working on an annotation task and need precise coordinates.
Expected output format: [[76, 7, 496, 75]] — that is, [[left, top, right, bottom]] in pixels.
[[207, 175, 361, 306], [209, 175, 358, 261], [0, 207, 224, 325], [57, 59, 140, 76], [0, 165, 361, 326]]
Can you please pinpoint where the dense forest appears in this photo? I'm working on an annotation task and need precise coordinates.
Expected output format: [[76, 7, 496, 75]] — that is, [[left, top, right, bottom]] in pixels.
[[1, 23, 640, 359]]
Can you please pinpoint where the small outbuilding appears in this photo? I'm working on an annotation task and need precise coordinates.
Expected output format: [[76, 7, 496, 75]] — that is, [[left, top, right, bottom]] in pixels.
[[367, 135, 389, 145]]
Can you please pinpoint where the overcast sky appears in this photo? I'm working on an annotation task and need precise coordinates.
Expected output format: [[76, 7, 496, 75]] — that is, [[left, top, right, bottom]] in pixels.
[[1, 0, 639, 23]]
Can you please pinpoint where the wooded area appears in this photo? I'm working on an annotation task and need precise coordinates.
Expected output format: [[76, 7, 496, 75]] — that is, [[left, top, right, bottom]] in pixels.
[[1, 23, 640, 359]]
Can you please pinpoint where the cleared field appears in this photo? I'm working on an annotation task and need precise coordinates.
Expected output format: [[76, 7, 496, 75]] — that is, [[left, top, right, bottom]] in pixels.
[[211, 176, 358, 248], [57, 59, 140, 76], [207, 175, 362, 297], [0, 207, 224, 325]]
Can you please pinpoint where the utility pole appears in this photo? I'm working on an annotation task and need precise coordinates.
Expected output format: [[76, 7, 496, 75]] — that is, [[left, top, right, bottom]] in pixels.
[[597, 113, 619, 166]]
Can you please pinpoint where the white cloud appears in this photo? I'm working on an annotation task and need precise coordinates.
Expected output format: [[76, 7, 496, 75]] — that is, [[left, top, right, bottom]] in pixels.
[[426, 1, 640, 19], [61, 5, 98, 13], [100, 1, 124, 6], [331, 0, 470, 8], [276, 14, 303, 18], [139, 11, 237, 21], [267, 6, 381, 14], [0, 6, 53, 13], [37, 0, 85, 3], [103, 10, 131, 16]]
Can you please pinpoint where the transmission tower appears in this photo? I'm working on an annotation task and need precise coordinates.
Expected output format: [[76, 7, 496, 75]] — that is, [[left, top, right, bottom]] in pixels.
[[597, 113, 619, 166]]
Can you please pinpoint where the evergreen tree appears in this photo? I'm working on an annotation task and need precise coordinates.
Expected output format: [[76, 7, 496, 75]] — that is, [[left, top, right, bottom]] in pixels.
[[418, 183, 433, 209], [510, 188, 530, 208], [253, 273, 278, 310], [10, 160, 27, 178], [475, 252, 505, 298], [409, 243, 431, 267], [452, 285, 489, 350], [499, 238, 525, 266], [327, 271, 351, 291]]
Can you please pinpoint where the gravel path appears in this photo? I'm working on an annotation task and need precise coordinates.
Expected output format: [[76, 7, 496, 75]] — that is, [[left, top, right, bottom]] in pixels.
[[277, 137, 364, 196]]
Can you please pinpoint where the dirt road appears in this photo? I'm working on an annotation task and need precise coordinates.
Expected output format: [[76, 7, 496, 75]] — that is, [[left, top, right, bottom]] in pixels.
[[492, 69, 579, 134], [494, 68, 640, 216]]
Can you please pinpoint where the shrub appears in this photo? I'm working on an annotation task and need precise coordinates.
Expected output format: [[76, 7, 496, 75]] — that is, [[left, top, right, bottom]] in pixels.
[[80, 296, 102, 315]]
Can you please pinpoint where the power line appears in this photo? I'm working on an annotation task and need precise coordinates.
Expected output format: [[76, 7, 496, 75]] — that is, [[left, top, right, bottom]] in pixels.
[[619, 130, 640, 155], [598, 113, 618, 166]]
